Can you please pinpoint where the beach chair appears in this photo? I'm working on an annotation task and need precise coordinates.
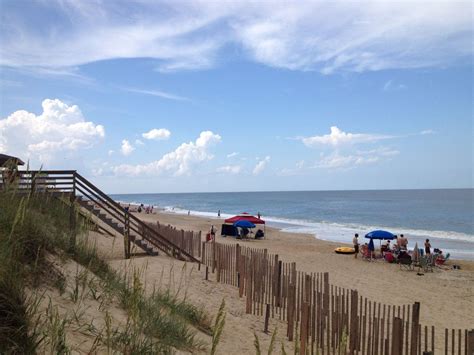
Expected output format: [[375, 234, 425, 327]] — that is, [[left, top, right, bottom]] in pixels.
[[418, 254, 436, 272], [435, 253, 450, 266], [361, 249, 372, 261], [399, 257, 414, 271], [426, 254, 437, 272]]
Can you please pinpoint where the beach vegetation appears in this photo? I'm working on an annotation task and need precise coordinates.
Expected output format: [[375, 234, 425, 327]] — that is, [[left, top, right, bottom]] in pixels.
[[0, 189, 212, 353], [210, 298, 227, 355]]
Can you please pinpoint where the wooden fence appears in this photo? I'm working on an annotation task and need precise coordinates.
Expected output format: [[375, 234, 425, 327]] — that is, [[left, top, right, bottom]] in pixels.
[[201, 241, 474, 355], [147, 222, 201, 259]]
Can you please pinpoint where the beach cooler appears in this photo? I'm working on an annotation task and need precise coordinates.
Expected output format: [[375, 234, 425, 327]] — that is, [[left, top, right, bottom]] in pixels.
[[385, 252, 395, 263]]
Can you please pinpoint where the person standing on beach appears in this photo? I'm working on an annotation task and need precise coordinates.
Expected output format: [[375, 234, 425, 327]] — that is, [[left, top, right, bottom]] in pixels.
[[424, 239, 431, 255], [257, 212, 261, 219], [353, 234, 359, 258], [210, 225, 216, 241], [218, 210, 221, 217], [400, 234, 408, 250]]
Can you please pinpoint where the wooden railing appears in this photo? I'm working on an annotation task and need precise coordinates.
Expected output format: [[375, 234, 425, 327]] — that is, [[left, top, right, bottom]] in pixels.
[[1, 170, 199, 262]]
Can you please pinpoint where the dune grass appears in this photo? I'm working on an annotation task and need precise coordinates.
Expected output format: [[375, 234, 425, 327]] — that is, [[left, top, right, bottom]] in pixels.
[[0, 190, 212, 353]]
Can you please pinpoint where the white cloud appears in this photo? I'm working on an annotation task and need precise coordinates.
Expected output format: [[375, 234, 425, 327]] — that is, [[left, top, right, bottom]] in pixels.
[[142, 128, 171, 141], [1, 1, 470, 74], [420, 129, 436, 135], [216, 165, 241, 174], [0, 98, 104, 164], [302, 126, 392, 147], [120, 140, 134, 156], [135, 139, 144, 146], [227, 152, 239, 158], [113, 131, 221, 176], [108, 150, 114, 156], [122, 87, 190, 102], [253, 156, 270, 175]]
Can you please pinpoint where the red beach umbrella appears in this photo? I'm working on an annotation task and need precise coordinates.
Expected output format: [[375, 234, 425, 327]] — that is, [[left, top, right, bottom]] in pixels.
[[224, 212, 265, 225]]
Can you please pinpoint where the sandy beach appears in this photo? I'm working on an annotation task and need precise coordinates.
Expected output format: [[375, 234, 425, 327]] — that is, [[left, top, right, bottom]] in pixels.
[[131, 210, 474, 331]]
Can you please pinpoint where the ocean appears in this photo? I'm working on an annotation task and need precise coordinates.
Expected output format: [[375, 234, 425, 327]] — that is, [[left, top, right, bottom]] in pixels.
[[111, 189, 474, 260]]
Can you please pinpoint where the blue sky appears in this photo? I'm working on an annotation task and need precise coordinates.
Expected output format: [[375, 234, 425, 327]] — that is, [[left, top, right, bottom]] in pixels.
[[0, 0, 472, 193]]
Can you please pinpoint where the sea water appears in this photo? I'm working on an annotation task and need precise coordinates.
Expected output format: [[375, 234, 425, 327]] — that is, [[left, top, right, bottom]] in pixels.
[[111, 189, 474, 260]]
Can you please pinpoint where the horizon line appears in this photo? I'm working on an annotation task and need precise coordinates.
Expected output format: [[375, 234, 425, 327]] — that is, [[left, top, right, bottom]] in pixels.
[[109, 187, 474, 195]]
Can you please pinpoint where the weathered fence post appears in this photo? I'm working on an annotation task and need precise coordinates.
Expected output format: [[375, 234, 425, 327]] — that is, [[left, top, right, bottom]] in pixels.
[[467, 329, 474, 355], [349, 289, 359, 354], [392, 317, 404, 355], [264, 303, 270, 333], [68, 171, 77, 253], [212, 237, 216, 273], [410, 302, 421, 355]]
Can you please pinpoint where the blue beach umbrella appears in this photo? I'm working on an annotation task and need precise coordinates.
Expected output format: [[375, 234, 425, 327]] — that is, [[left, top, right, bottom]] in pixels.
[[365, 230, 395, 240], [233, 220, 256, 228], [368, 238, 375, 251]]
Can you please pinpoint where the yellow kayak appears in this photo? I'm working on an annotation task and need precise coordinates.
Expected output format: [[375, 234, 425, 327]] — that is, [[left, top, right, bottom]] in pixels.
[[335, 247, 356, 255]]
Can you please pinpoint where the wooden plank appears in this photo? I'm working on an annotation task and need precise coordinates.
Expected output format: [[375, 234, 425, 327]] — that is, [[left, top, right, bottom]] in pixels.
[[410, 302, 420, 355], [392, 317, 403, 355]]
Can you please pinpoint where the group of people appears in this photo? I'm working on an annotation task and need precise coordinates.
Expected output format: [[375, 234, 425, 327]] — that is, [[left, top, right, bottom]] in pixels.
[[352, 233, 437, 262], [124, 203, 154, 214]]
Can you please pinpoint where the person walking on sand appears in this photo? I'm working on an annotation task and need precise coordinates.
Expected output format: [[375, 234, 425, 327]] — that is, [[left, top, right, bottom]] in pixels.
[[424, 239, 431, 255], [218, 209, 221, 217], [353, 233, 360, 258]]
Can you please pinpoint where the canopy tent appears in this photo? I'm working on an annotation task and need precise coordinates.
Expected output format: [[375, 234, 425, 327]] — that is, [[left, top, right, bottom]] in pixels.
[[0, 154, 25, 167], [364, 230, 395, 240], [221, 212, 265, 237], [224, 212, 265, 225]]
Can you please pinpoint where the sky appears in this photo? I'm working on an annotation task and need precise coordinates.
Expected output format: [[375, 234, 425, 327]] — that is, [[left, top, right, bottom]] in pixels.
[[0, 0, 472, 193]]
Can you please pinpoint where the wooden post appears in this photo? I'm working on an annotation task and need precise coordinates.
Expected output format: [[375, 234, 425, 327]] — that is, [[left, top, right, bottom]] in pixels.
[[264, 303, 270, 333], [300, 301, 309, 355], [410, 302, 421, 355], [392, 317, 403, 355], [205, 266, 209, 280], [467, 329, 474, 355], [198, 231, 202, 257], [68, 171, 77, 253], [212, 237, 216, 273], [349, 290, 359, 354], [277, 260, 283, 307]]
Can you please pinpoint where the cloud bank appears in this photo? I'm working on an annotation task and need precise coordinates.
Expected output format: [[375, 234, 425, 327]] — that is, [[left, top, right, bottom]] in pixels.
[[113, 131, 221, 176], [1, 1, 471, 74], [0, 99, 104, 164]]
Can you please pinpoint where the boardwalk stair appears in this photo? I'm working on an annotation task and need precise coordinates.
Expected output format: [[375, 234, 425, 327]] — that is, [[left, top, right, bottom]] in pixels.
[[2, 170, 198, 262]]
